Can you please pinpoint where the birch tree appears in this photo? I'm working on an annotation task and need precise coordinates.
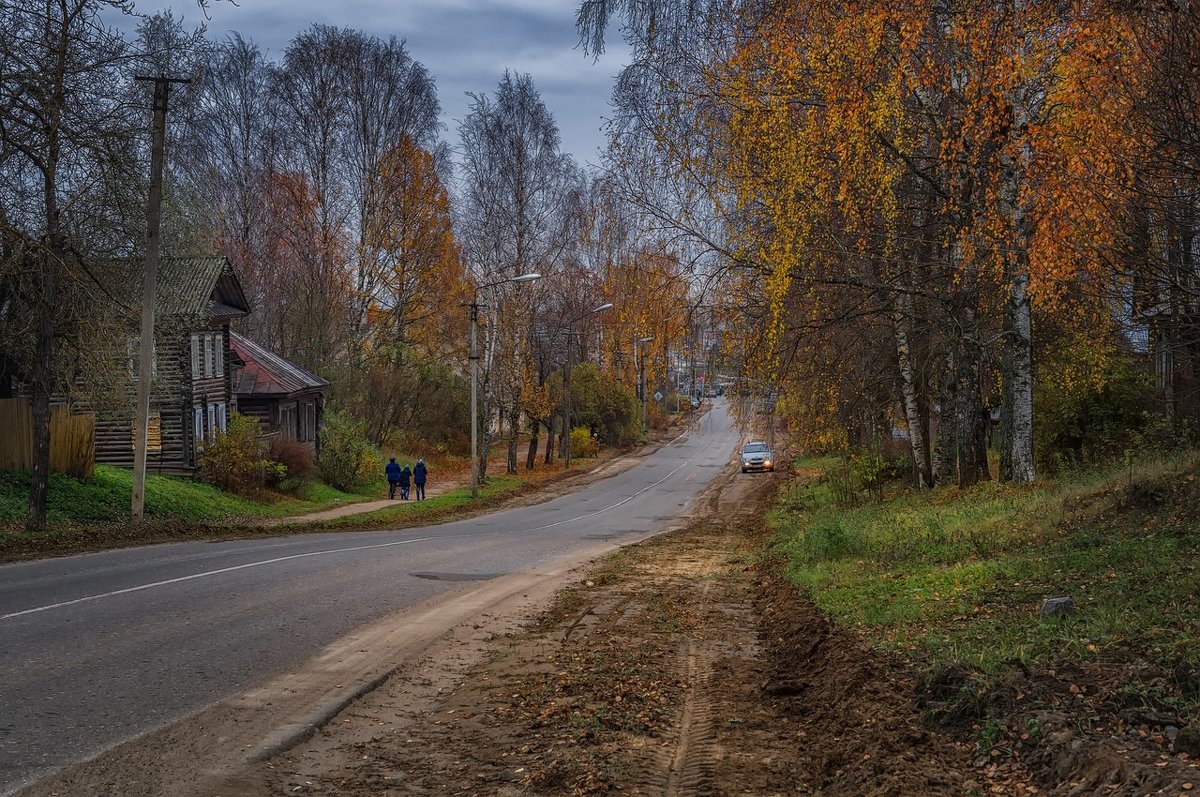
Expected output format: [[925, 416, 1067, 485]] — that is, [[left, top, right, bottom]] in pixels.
[[457, 71, 574, 477]]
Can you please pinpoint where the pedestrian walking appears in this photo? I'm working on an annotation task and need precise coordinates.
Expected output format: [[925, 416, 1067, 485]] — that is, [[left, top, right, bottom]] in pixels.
[[413, 458, 428, 501], [399, 462, 411, 500], [385, 457, 401, 499]]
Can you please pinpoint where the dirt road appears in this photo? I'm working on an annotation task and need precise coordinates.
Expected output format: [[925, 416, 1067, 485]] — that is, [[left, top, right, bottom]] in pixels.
[[208, 471, 988, 795]]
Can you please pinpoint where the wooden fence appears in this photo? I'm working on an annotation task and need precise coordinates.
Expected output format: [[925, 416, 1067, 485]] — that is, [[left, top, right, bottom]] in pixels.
[[0, 398, 96, 478]]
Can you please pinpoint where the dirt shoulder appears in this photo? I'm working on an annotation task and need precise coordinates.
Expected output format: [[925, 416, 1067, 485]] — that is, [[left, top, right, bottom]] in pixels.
[[203, 470, 986, 795]]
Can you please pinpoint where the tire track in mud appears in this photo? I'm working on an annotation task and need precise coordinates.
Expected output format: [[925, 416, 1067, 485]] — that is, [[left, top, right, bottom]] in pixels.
[[658, 472, 753, 796], [664, 624, 719, 795]]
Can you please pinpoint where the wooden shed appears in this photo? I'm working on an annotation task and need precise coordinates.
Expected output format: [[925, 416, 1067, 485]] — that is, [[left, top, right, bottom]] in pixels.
[[229, 331, 328, 454]]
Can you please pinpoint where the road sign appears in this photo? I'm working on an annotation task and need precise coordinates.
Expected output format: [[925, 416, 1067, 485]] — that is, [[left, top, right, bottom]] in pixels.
[[653, 390, 664, 402]]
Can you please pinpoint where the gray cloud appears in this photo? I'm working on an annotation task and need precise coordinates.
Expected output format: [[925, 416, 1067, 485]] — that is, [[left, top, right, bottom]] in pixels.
[[125, 0, 629, 166]]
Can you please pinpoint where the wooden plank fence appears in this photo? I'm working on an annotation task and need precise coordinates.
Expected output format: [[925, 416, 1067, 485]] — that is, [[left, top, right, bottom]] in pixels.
[[0, 398, 96, 478]]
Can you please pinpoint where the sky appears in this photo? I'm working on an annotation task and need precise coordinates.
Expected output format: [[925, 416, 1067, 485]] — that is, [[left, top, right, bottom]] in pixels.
[[121, 0, 631, 168]]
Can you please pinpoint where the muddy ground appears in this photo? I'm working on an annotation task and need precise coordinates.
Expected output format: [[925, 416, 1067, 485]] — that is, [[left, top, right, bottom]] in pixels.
[[20, 460, 1200, 796], [201, 471, 991, 796]]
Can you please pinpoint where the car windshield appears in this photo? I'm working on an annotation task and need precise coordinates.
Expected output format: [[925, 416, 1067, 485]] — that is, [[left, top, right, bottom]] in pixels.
[[743, 443, 769, 453]]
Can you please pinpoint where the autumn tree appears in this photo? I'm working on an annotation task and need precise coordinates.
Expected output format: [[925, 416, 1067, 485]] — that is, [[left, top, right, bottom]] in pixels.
[[346, 135, 470, 446], [581, 1, 1159, 487]]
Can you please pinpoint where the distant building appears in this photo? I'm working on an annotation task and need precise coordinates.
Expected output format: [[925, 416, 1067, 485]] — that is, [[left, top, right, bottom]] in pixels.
[[9, 256, 325, 474]]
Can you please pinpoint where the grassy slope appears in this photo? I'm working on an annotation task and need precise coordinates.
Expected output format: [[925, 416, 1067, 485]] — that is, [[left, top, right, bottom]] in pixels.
[[769, 453, 1200, 717], [0, 458, 583, 561], [0, 465, 372, 525]]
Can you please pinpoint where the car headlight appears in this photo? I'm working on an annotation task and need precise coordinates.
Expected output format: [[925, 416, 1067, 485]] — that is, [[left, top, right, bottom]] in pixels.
[[763, 459, 772, 467], [742, 458, 750, 466]]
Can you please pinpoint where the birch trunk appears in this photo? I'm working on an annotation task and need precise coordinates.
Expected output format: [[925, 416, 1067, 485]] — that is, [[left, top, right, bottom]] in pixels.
[[1007, 270, 1035, 483], [1001, 112, 1036, 484], [893, 296, 931, 489]]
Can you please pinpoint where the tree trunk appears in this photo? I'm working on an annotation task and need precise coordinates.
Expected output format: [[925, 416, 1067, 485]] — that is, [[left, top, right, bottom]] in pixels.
[[544, 415, 555, 464], [1000, 106, 1037, 485], [999, 308, 1014, 482], [526, 419, 539, 469], [893, 297, 931, 489], [506, 404, 519, 474], [1006, 270, 1035, 483], [479, 403, 494, 484], [932, 348, 957, 486], [955, 310, 986, 489], [29, 190, 62, 532], [28, 258, 54, 532]]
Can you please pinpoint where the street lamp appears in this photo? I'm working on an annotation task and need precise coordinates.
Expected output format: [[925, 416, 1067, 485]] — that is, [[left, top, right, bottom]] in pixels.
[[562, 302, 613, 468], [469, 272, 542, 498], [634, 336, 654, 436]]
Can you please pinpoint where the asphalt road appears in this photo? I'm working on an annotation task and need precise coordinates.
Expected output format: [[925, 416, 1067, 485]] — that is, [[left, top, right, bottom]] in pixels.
[[0, 401, 742, 795]]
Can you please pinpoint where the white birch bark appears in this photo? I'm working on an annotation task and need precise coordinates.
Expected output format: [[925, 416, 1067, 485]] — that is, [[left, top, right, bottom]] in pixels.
[[1008, 269, 1035, 483], [893, 295, 931, 488]]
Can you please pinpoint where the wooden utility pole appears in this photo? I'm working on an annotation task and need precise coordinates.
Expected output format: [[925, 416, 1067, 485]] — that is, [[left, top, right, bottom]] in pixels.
[[132, 76, 188, 521]]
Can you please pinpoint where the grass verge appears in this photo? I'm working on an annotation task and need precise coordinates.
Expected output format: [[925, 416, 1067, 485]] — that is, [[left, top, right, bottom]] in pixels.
[[768, 451, 1200, 723], [0, 468, 547, 562], [0, 465, 371, 525]]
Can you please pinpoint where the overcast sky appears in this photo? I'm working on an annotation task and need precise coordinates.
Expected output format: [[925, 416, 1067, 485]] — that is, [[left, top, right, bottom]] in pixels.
[[123, 0, 630, 167]]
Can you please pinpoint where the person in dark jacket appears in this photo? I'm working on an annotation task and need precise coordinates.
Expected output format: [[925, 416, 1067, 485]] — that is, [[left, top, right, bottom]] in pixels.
[[399, 463, 412, 500], [385, 458, 401, 499], [413, 458, 428, 500]]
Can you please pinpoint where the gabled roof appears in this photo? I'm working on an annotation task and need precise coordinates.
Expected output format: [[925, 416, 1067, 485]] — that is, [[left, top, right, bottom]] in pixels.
[[230, 331, 329, 398], [113, 257, 251, 318]]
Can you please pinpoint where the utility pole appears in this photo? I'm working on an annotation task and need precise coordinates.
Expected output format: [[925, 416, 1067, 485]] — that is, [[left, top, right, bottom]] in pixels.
[[469, 300, 481, 498], [132, 75, 188, 521]]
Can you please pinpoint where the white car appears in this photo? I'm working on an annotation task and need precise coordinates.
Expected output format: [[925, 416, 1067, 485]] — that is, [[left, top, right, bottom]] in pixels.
[[740, 441, 774, 473]]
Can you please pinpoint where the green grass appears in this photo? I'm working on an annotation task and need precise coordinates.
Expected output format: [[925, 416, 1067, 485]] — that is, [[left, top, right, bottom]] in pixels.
[[769, 451, 1200, 680], [0, 465, 374, 526], [0, 465, 542, 562]]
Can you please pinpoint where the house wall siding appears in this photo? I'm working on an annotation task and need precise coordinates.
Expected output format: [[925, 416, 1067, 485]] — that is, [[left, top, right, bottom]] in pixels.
[[94, 325, 191, 472]]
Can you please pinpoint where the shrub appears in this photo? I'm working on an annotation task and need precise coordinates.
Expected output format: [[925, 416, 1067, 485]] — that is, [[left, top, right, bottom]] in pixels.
[[267, 435, 316, 493], [822, 450, 906, 506], [569, 363, 640, 446], [198, 414, 282, 494], [318, 409, 385, 493], [798, 516, 860, 563], [570, 426, 599, 458], [1033, 339, 1159, 471]]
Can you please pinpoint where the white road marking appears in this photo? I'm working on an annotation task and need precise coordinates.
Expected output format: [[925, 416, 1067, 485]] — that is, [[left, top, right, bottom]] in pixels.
[[0, 537, 433, 622]]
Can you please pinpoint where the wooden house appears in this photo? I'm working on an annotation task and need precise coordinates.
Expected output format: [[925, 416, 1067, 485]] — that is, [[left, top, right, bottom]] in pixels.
[[229, 331, 328, 454], [93, 257, 251, 473]]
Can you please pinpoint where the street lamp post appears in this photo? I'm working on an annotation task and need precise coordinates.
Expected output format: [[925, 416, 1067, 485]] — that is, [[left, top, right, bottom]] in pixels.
[[634, 335, 654, 436], [469, 272, 542, 498], [563, 302, 613, 469]]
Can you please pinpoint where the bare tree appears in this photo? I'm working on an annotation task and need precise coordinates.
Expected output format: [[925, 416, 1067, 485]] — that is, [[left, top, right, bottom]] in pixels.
[[457, 72, 575, 477], [0, 0, 145, 531]]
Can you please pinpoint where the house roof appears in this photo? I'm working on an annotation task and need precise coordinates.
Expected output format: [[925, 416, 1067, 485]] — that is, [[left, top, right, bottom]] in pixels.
[[113, 257, 251, 318], [230, 331, 329, 398]]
